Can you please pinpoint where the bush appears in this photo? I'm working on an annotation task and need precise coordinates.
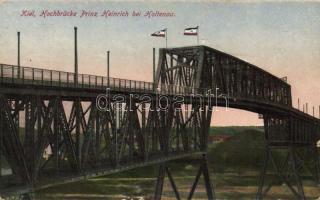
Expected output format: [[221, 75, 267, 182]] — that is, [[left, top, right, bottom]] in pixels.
[[207, 127, 267, 172]]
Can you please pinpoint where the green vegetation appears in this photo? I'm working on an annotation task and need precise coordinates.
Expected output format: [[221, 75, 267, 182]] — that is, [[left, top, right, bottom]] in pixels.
[[208, 126, 264, 136], [208, 126, 266, 172]]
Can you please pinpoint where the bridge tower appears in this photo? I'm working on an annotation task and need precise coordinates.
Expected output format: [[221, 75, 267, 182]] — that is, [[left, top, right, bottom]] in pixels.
[[154, 46, 216, 199]]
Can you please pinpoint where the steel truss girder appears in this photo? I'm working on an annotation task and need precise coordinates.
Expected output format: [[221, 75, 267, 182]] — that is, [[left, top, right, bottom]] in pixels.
[[263, 114, 320, 146], [0, 94, 213, 195], [157, 46, 292, 107]]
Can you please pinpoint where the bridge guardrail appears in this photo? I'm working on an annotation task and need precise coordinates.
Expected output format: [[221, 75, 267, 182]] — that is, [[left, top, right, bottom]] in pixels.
[[0, 63, 204, 96], [0, 64, 154, 92]]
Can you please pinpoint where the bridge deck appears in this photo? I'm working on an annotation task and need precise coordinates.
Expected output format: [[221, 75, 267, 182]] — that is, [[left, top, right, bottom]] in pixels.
[[0, 63, 318, 123]]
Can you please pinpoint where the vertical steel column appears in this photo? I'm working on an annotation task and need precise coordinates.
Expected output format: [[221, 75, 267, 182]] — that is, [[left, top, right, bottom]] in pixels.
[[306, 103, 308, 114], [17, 31, 20, 79], [165, 166, 181, 200], [153, 48, 156, 90], [75, 99, 81, 170], [313, 106, 315, 117], [128, 99, 134, 158], [202, 158, 215, 200], [74, 27, 78, 86], [154, 163, 181, 200], [13, 99, 20, 150], [115, 102, 121, 166], [256, 144, 270, 200], [0, 103, 2, 177], [188, 163, 202, 200], [200, 105, 212, 151], [154, 164, 166, 200], [24, 96, 36, 184], [53, 98, 60, 174], [34, 96, 42, 181], [151, 98, 158, 152], [73, 27, 81, 169], [142, 103, 148, 160], [15, 32, 21, 169], [95, 103, 101, 161], [107, 51, 110, 87], [313, 146, 320, 183], [289, 147, 306, 200]]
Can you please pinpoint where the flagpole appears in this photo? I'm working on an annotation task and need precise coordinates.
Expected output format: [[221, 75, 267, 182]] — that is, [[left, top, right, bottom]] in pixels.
[[197, 26, 199, 45], [165, 28, 167, 48]]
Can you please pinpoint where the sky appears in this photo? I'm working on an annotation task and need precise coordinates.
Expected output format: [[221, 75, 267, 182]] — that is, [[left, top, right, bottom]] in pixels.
[[0, 0, 319, 126]]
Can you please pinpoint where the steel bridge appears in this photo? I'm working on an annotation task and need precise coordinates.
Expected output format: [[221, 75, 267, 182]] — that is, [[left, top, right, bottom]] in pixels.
[[0, 45, 319, 200]]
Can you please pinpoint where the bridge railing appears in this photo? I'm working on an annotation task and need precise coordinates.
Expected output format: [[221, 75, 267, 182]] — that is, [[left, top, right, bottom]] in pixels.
[[0, 63, 208, 96], [0, 64, 155, 92]]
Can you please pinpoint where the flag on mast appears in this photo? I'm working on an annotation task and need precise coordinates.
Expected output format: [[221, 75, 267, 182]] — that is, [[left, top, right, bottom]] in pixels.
[[151, 29, 166, 37], [184, 26, 198, 35], [151, 28, 168, 48]]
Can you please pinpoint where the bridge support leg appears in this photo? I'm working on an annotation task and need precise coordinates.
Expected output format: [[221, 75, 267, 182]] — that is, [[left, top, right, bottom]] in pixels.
[[289, 147, 305, 199], [153, 155, 214, 200], [188, 155, 215, 200], [297, 145, 320, 184], [256, 145, 270, 200], [312, 146, 320, 184], [154, 164, 165, 200], [154, 163, 181, 200], [256, 145, 308, 200]]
